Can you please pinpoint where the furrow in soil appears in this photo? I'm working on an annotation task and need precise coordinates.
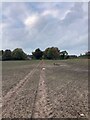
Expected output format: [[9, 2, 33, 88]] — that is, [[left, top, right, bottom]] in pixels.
[[2, 62, 41, 117], [32, 64, 55, 118]]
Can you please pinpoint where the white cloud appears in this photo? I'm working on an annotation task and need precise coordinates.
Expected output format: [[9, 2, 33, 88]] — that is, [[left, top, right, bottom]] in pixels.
[[0, 22, 7, 30], [60, 10, 71, 20], [42, 9, 59, 18], [1, 2, 88, 55], [24, 14, 39, 27]]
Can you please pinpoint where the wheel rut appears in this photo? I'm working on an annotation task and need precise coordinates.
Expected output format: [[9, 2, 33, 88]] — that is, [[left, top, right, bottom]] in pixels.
[[2, 61, 55, 118], [32, 61, 55, 118], [2, 62, 41, 117]]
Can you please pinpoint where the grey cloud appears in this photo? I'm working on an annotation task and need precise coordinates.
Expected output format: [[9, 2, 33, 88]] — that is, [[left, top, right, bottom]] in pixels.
[[1, 2, 88, 55], [61, 2, 84, 25]]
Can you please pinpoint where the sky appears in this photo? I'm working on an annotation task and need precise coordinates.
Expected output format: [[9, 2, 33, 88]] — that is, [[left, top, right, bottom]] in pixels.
[[0, 2, 88, 55]]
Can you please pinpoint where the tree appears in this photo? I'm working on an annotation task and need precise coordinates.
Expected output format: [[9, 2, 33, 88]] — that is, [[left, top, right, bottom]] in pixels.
[[78, 51, 90, 59], [32, 48, 43, 59], [2, 49, 12, 60], [60, 51, 68, 59], [0, 50, 4, 60], [85, 51, 90, 59], [44, 47, 60, 59], [12, 48, 27, 60], [85, 51, 90, 56], [0, 50, 4, 56]]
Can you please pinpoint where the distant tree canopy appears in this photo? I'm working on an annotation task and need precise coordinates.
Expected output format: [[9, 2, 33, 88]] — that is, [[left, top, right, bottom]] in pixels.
[[85, 51, 90, 57], [12, 48, 27, 60], [60, 51, 69, 59], [2, 49, 12, 60], [44, 47, 60, 59], [68, 55, 77, 59], [1, 47, 89, 61], [78, 51, 90, 59], [0, 50, 3, 56], [32, 48, 43, 59], [1, 48, 27, 61]]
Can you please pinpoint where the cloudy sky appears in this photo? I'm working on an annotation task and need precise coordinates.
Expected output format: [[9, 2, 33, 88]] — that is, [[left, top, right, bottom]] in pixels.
[[1, 2, 88, 55]]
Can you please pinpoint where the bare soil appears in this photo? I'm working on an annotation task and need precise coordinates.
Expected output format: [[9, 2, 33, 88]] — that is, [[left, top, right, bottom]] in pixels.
[[2, 62, 41, 118], [32, 62, 55, 118], [2, 59, 89, 119]]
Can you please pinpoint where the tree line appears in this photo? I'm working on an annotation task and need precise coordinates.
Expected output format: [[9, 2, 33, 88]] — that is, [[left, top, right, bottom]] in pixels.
[[0, 47, 89, 61], [32, 47, 69, 60], [0, 48, 27, 61]]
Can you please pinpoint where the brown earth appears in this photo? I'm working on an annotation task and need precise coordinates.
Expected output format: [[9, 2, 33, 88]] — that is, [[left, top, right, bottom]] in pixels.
[[2, 59, 89, 119]]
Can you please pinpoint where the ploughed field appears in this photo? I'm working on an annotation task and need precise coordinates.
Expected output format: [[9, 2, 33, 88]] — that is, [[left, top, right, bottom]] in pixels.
[[2, 59, 88, 118]]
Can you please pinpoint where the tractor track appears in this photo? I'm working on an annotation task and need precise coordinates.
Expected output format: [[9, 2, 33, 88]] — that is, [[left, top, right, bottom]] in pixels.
[[31, 61, 55, 118], [2, 62, 41, 117], [2, 61, 56, 118], [2, 60, 88, 119]]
